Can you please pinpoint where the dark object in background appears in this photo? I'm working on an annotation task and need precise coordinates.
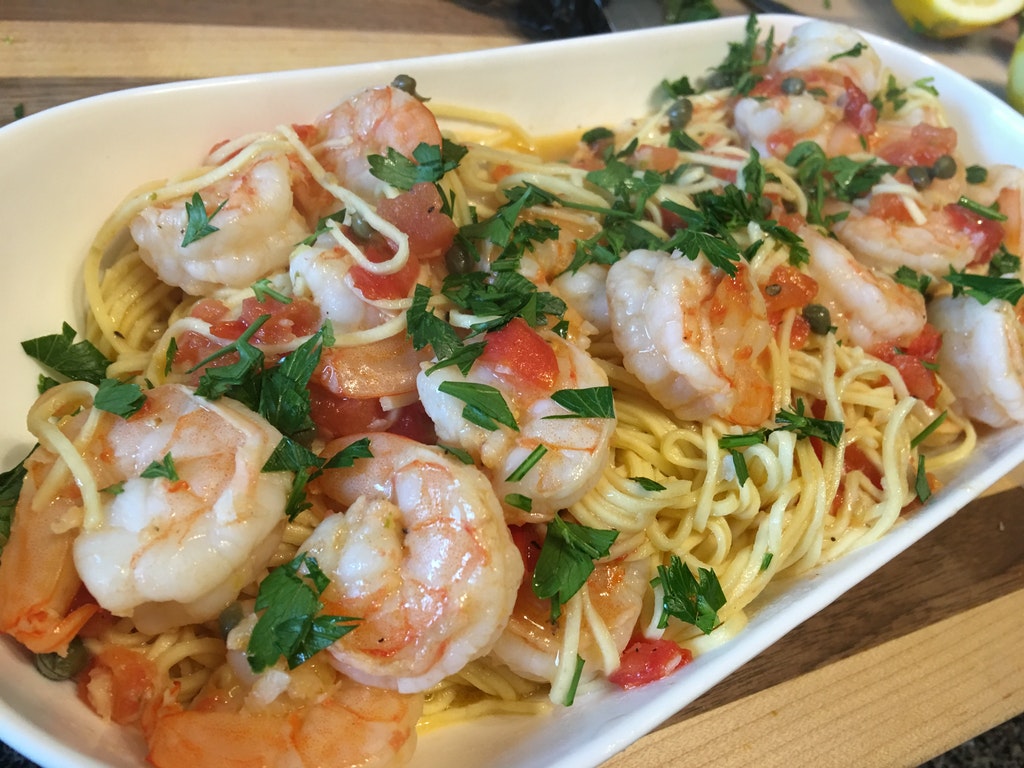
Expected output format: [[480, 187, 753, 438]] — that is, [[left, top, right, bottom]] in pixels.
[[451, 0, 612, 37]]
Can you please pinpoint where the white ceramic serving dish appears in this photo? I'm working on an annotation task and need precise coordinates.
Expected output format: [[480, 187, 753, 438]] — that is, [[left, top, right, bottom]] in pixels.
[[2, 13, 1023, 768]]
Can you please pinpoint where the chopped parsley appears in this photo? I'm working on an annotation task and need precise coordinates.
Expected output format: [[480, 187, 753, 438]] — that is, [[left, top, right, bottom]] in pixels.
[[945, 268, 1024, 306], [181, 192, 227, 247], [140, 452, 179, 482], [93, 378, 147, 419], [532, 515, 618, 622], [21, 322, 111, 386], [437, 381, 519, 431], [246, 553, 359, 672], [505, 445, 548, 482], [654, 554, 726, 634], [546, 386, 616, 420], [0, 452, 31, 560], [368, 140, 467, 190]]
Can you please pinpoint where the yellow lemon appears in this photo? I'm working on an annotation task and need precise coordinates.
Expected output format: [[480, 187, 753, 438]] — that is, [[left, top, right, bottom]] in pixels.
[[1010, 32, 1024, 112], [891, 0, 1024, 38]]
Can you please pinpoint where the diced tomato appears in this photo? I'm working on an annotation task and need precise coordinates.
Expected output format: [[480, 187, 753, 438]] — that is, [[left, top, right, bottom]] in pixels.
[[632, 144, 680, 173], [79, 646, 160, 726], [478, 318, 559, 392], [510, 524, 544, 575], [659, 204, 688, 235], [386, 401, 437, 444], [844, 442, 883, 488], [841, 77, 877, 136], [189, 298, 230, 324], [870, 324, 943, 407], [945, 202, 1005, 266], [867, 192, 915, 224], [348, 239, 421, 301], [766, 128, 799, 159], [308, 383, 386, 440], [608, 638, 692, 689], [377, 182, 458, 261], [762, 265, 818, 315], [876, 123, 957, 167]]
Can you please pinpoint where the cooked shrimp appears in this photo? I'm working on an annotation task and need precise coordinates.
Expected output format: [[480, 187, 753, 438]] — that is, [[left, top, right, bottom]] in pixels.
[[774, 21, 883, 96], [606, 250, 773, 426], [416, 319, 616, 523], [928, 294, 1024, 427], [130, 153, 310, 296], [313, 84, 443, 202], [146, 655, 422, 768], [303, 432, 522, 693], [0, 446, 99, 655], [734, 22, 883, 159], [490, 524, 648, 685], [60, 383, 291, 634], [800, 226, 927, 349], [827, 202, 991, 277]]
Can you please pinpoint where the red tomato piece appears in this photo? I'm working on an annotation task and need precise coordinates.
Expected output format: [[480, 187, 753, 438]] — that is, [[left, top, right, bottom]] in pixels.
[[633, 144, 680, 173], [867, 192, 915, 224], [308, 383, 386, 440], [945, 202, 1005, 266], [348, 238, 421, 301], [877, 123, 957, 167], [608, 638, 692, 689], [762, 265, 818, 315], [377, 182, 458, 261], [478, 318, 560, 392], [841, 77, 877, 136]]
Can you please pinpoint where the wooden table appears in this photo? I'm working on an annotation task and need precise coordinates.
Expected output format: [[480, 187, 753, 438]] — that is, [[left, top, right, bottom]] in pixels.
[[2, 1, 1022, 766]]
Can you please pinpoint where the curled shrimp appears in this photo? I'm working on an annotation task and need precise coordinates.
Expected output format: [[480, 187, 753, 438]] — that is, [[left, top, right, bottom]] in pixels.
[[19, 382, 291, 635], [606, 250, 773, 426], [799, 226, 927, 349], [312, 84, 443, 202], [304, 432, 523, 693], [130, 153, 311, 296], [928, 294, 1024, 427], [490, 524, 648, 686], [146, 655, 422, 768], [416, 319, 616, 523], [0, 446, 99, 655], [734, 21, 883, 159]]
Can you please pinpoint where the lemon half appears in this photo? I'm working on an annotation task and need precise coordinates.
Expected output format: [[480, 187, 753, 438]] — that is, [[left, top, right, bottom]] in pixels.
[[1009, 32, 1024, 112], [892, 0, 1024, 38]]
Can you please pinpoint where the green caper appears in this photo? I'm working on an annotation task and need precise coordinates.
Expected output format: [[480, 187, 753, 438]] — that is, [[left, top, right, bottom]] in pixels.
[[444, 241, 476, 275], [802, 303, 832, 335], [907, 165, 933, 190], [390, 74, 425, 101], [764, 283, 782, 297], [666, 98, 693, 130], [349, 211, 375, 240], [703, 71, 730, 91], [218, 601, 245, 638], [931, 154, 958, 180], [35, 636, 89, 681], [780, 76, 806, 96]]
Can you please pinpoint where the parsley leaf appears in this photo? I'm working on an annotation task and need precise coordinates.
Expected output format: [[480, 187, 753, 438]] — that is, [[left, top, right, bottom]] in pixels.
[[945, 269, 1024, 306], [406, 284, 485, 375], [181, 192, 227, 247], [505, 445, 548, 483], [654, 554, 726, 634], [254, 324, 333, 438], [915, 456, 931, 503], [706, 15, 773, 96], [263, 435, 372, 521], [894, 265, 932, 295], [532, 516, 619, 622], [21, 322, 111, 385], [246, 553, 359, 672], [545, 386, 616, 419], [140, 452, 179, 482], [252, 278, 292, 304], [368, 140, 467, 190], [0, 451, 31, 561], [189, 315, 269, 400], [437, 381, 518, 431], [663, 0, 720, 22], [93, 378, 146, 419], [631, 477, 666, 492], [774, 400, 844, 446]]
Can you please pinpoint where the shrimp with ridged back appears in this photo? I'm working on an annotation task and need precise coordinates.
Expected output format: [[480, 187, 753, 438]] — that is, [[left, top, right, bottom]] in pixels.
[[303, 432, 523, 694], [606, 250, 774, 427], [417, 318, 616, 523], [0, 382, 291, 646]]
